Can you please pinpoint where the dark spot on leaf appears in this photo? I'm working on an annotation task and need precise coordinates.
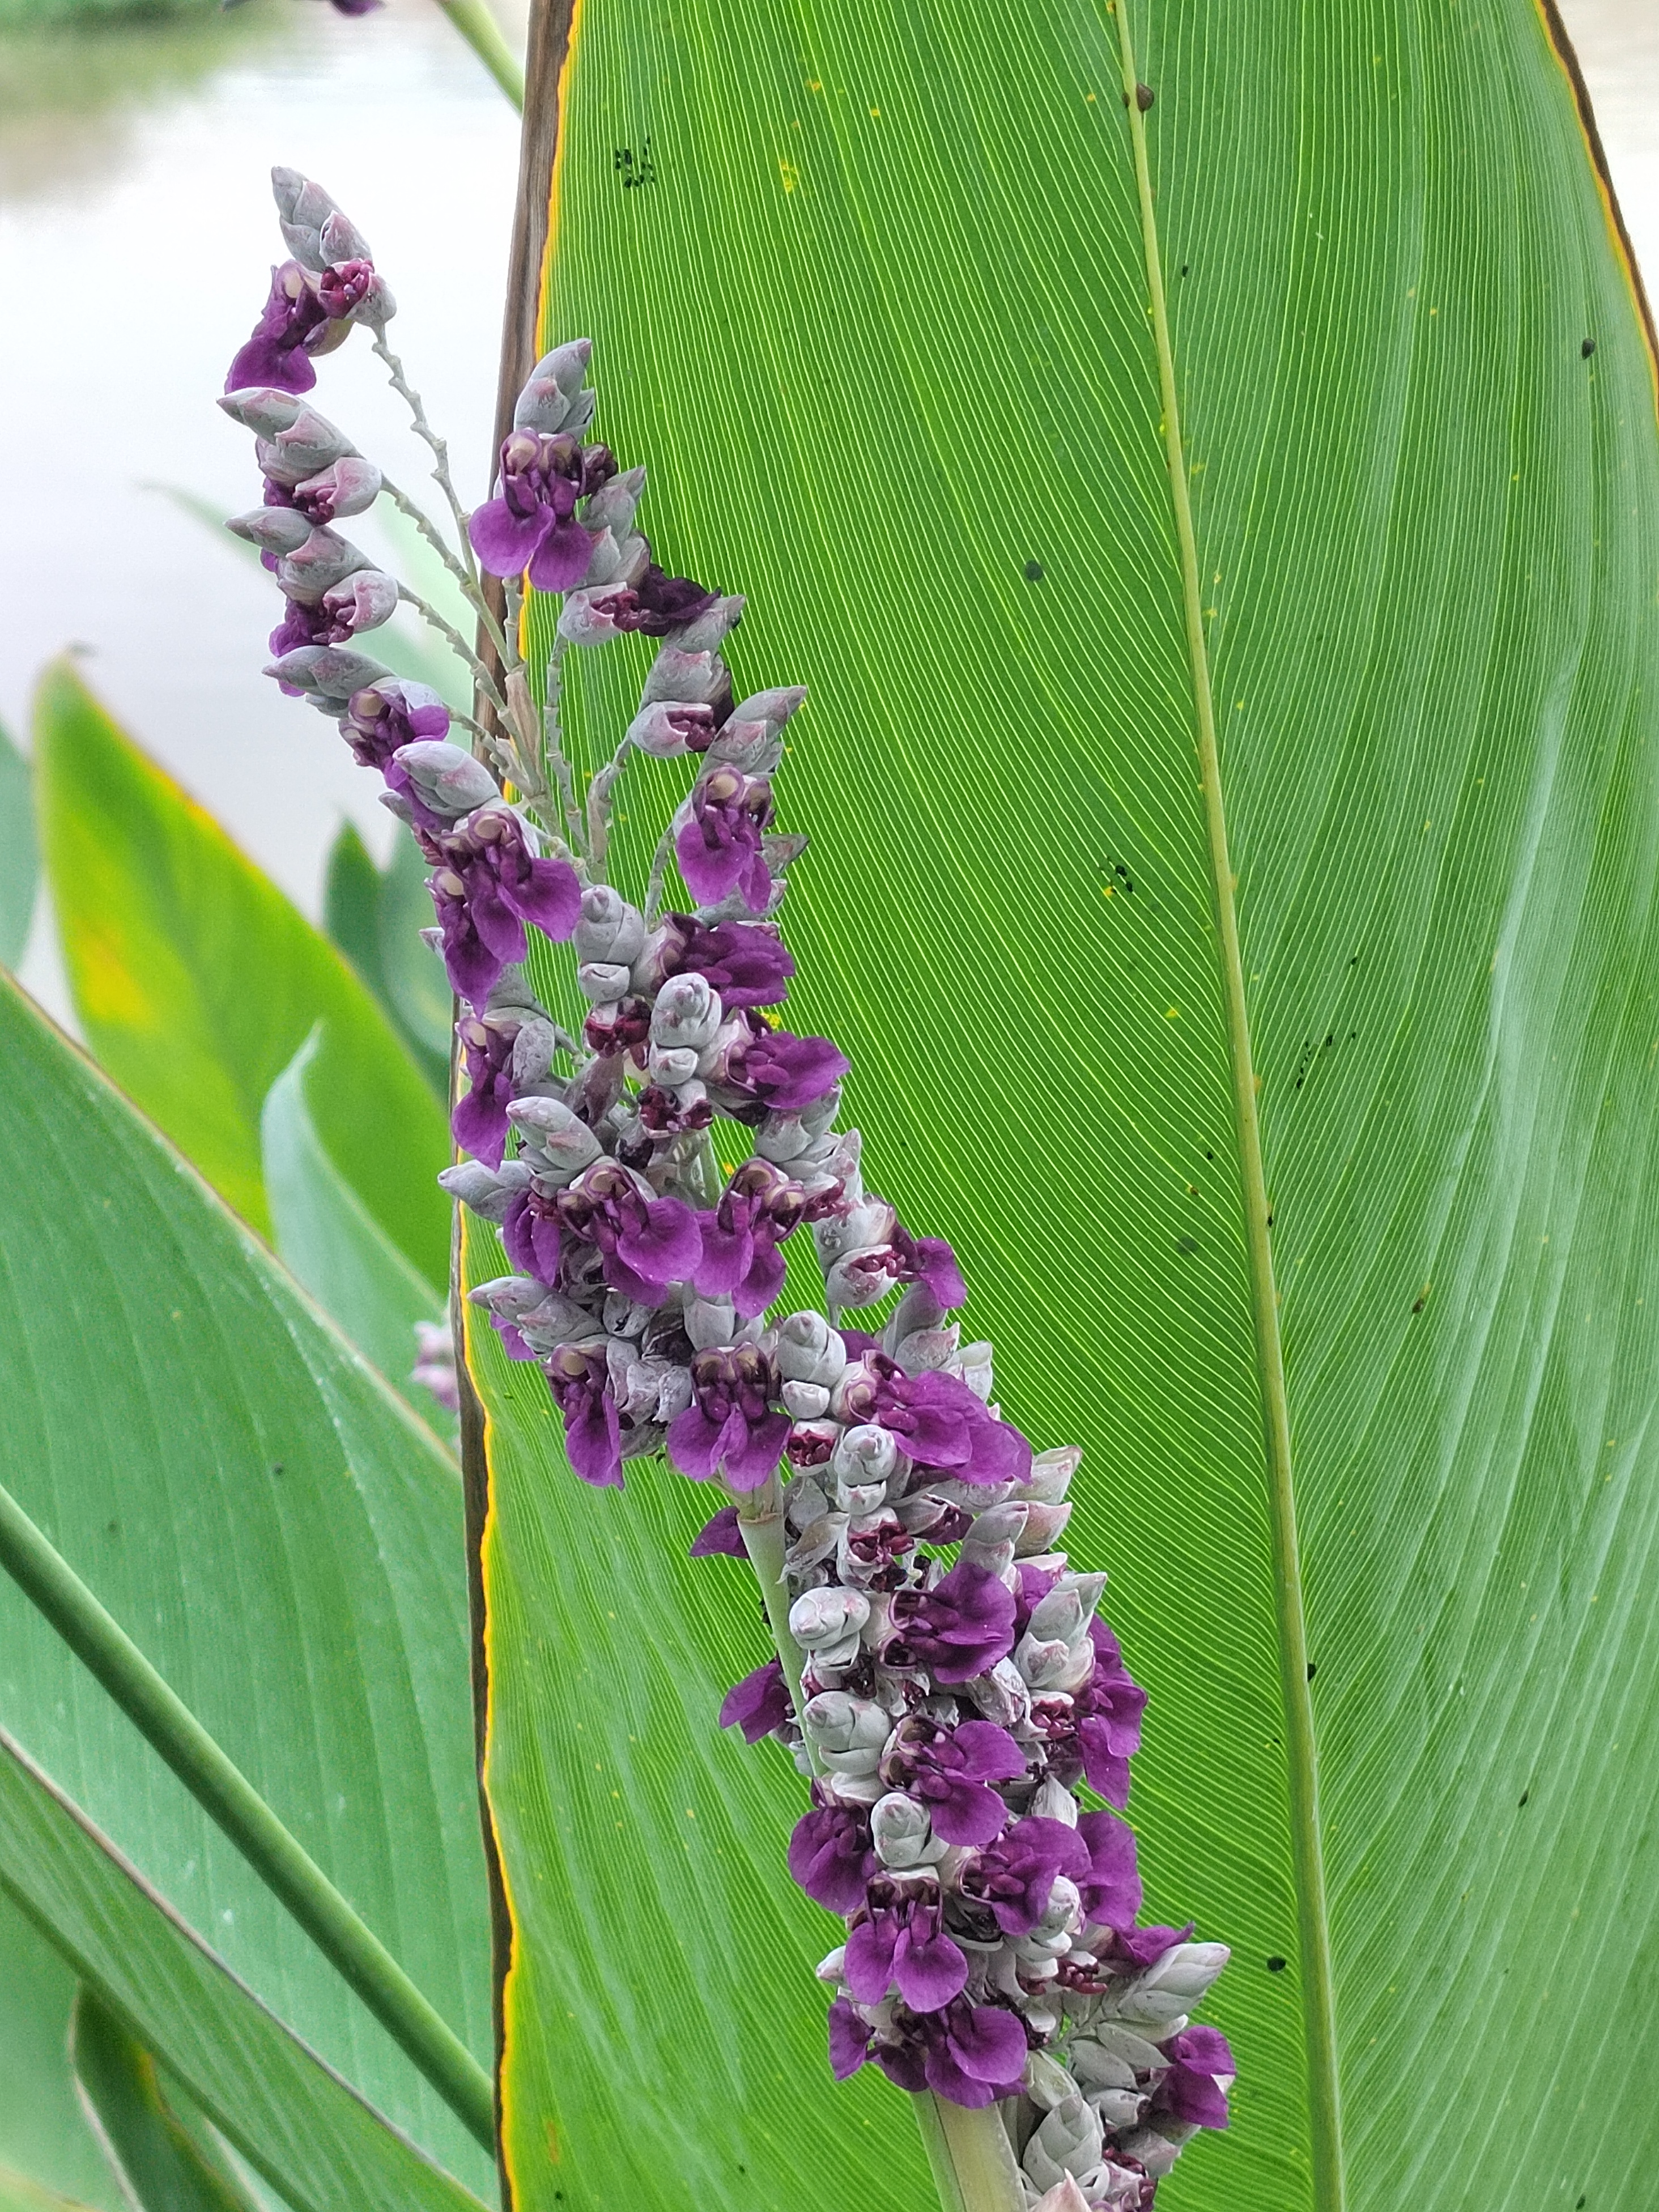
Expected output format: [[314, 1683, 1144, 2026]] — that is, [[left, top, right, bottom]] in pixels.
[[1519, 1790, 1529, 1807], [1411, 1294, 1427, 1315], [272, 1463, 284, 1476], [1024, 559, 1045, 582], [1581, 338, 1596, 358], [1349, 954, 1359, 967], [1136, 82, 1155, 109], [1266, 1212, 1274, 1227], [1180, 263, 1189, 276], [1266, 1955, 1287, 1972], [105, 1519, 119, 1535], [1205, 1150, 1214, 1161], [1176, 1235, 1199, 1256], [1579, 2197, 1588, 2207], [1306, 1662, 1316, 1681]]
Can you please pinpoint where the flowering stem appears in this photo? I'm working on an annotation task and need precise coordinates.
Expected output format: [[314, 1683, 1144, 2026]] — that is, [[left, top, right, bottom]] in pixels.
[[733, 1480, 819, 1778], [585, 734, 633, 870], [396, 585, 507, 709], [911, 2093, 1023, 2212], [377, 473, 513, 667], [432, 0, 525, 109], [371, 337, 482, 585], [0, 1474, 496, 2151], [643, 807, 687, 926]]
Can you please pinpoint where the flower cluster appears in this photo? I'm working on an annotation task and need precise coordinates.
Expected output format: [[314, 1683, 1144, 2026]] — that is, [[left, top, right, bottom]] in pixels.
[[224, 169, 1233, 2206]]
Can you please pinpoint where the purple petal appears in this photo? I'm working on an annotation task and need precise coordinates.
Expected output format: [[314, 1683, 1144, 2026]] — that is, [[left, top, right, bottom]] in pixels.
[[843, 1917, 899, 2006], [692, 1214, 752, 1297], [718, 1656, 789, 1743], [721, 1409, 791, 1491], [666, 1405, 725, 1481], [451, 1083, 509, 1171], [689, 1504, 746, 1558], [788, 1805, 873, 1915], [618, 1196, 703, 1289], [827, 1999, 871, 2081], [911, 1235, 967, 1309], [467, 499, 548, 578], [526, 518, 599, 593], [1075, 1809, 1143, 1929], [504, 855, 582, 941], [675, 817, 745, 905], [731, 1238, 787, 1320], [930, 1778, 1011, 1850], [952, 1721, 1028, 1785], [945, 2003, 1028, 2086], [894, 1925, 968, 2014], [562, 1387, 622, 1487]]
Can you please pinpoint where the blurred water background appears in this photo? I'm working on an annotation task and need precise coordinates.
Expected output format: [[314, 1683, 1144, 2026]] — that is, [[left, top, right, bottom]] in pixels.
[[1, 0, 1654, 1024]]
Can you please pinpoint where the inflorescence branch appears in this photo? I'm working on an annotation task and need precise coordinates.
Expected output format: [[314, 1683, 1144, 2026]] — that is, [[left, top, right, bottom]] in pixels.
[[219, 166, 1239, 2212]]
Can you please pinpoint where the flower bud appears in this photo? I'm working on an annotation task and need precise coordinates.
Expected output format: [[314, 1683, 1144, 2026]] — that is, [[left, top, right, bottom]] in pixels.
[[1027, 1576, 1107, 1648], [271, 167, 343, 265], [891, 1325, 960, 1374], [832, 1424, 899, 1491], [1073, 2022, 1169, 2076], [1022, 2095, 1104, 2193], [583, 461, 646, 534], [1027, 1773, 1078, 1826], [317, 205, 373, 267], [321, 570, 398, 637], [504, 1096, 603, 1183], [560, 386, 598, 437], [218, 386, 307, 436], [870, 1792, 946, 1870], [780, 1379, 831, 1420], [275, 529, 372, 603], [227, 507, 312, 554], [801, 1692, 890, 1773], [667, 594, 745, 650], [651, 973, 722, 1053], [1020, 1445, 1082, 1504], [1114, 2132, 1182, 2181], [513, 340, 593, 432], [253, 407, 358, 484], [775, 1311, 848, 1386], [391, 741, 498, 816], [1015, 1501, 1074, 1556], [1023, 2050, 1078, 2113], [963, 1658, 1031, 1732], [573, 885, 646, 965], [265, 645, 392, 700], [438, 1159, 531, 1222], [647, 1047, 701, 1086], [577, 962, 632, 1005], [292, 456, 382, 522], [1125, 1942, 1230, 2011], [626, 699, 720, 759], [642, 646, 732, 708], [580, 529, 650, 590], [789, 1586, 870, 1663], [954, 1339, 994, 1402]]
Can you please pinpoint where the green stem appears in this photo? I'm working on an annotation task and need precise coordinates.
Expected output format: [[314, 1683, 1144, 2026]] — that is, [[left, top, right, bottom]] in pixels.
[[0, 1477, 496, 2154], [1109, 3, 1344, 2205], [433, 0, 525, 110], [733, 1483, 819, 1776], [911, 2092, 1023, 2212]]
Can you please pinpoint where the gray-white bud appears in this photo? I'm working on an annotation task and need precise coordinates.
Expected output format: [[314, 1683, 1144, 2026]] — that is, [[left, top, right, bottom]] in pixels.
[[1022, 2095, 1104, 2193], [801, 1692, 890, 1774], [832, 1424, 899, 1491], [684, 1296, 737, 1350], [642, 646, 731, 707], [650, 973, 722, 1053], [667, 594, 745, 652], [774, 1311, 848, 1386], [263, 645, 391, 699], [870, 1792, 946, 1870], [393, 742, 500, 818], [789, 1586, 870, 1660], [274, 529, 372, 603], [322, 570, 398, 636], [573, 884, 645, 965], [227, 507, 312, 554], [780, 1379, 831, 1420], [513, 339, 593, 432], [439, 1159, 532, 1222], [505, 1097, 603, 1182]]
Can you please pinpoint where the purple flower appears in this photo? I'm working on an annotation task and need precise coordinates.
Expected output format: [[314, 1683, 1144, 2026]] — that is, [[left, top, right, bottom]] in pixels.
[[694, 1159, 809, 1318], [543, 1343, 622, 1488], [268, 596, 330, 663], [833, 1998, 1028, 2108], [1060, 1620, 1147, 1806], [501, 1183, 564, 1285], [343, 682, 454, 828], [467, 432, 612, 592], [450, 1012, 528, 1169], [878, 1716, 1024, 1848], [428, 805, 581, 1006], [651, 913, 794, 1010], [553, 1159, 701, 1307], [667, 1344, 791, 1491], [1098, 1920, 1196, 1973], [891, 1224, 967, 1309], [226, 261, 327, 394], [688, 1504, 746, 1558], [788, 1795, 875, 1914], [1073, 1809, 1143, 1931], [709, 1016, 851, 1117], [719, 1656, 790, 1743], [845, 1360, 1031, 1489], [1152, 2025, 1235, 2130], [957, 1817, 1092, 1937], [314, 257, 376, 318], [675, 766, 775, 911], [563, 565, 720, 640], [845, 1876, 967, 2013], [887, 1559, 1016, 1683]]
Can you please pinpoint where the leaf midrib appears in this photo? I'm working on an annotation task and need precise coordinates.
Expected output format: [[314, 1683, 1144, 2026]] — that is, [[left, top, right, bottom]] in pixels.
[[1108, 4, 1343, 2203]]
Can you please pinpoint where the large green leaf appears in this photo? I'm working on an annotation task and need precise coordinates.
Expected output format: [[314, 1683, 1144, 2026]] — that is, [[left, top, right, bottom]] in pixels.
[[0, 1732, 488, 2212], [0, 1895, 118, 2212], [465, 0, 1659, 2207], [67, 1987, 261, 2212], [33, 663, 449, 1282], [0, 972, 492, 2198], [261, 1027, 454, 1432], [322, 823, 454, 1095], [0, 719, 37, 971]]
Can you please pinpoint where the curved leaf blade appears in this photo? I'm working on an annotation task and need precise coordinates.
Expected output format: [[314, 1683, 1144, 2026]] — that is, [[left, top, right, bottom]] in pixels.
[[261, 1026, 453, 1432], [0, 1896, 120, 2212], [33, 661, 449, 1281], [0, 972, 492, 2195], [0, 720, 36, 971], [68, 1988, 260, 2212], [473, 0, 1659, 2207], [0, 1734, 487, 2212]]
